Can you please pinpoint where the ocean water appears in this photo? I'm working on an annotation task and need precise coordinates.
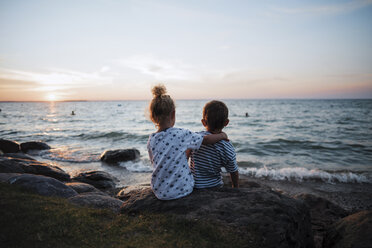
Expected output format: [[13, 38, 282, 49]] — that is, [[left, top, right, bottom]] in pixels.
[[1, 99, 371, 186]]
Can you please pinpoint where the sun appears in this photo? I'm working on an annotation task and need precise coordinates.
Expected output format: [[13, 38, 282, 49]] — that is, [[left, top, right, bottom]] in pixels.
[[46, 93, 57, 101]]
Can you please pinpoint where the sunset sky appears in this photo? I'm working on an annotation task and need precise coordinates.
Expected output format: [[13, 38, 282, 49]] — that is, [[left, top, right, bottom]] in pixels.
[[0, 0, 371, 101]]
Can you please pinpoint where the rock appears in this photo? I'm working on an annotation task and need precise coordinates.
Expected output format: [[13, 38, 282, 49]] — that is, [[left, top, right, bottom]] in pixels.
[[117, 185, 151, 201], [72, 171, 118, 190], [120, 187, 314, 248], [294, 193, 349, 248], [0, 173, 22, 183], [100, 149, 140, 164], [65, 182, 101, 194], [0, 157, 71, 181], [0, 139, 20, 153], [20, 141, 51, 153], [1, 153, 36, 160], [8, 174, 77, 198], [69, 193, 123, 213], [323, 210, 372, 248], [0, 157, 25, 173]]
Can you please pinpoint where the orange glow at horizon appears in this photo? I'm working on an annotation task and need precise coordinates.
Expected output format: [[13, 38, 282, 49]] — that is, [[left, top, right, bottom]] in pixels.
[[46, 93, 57, 101]]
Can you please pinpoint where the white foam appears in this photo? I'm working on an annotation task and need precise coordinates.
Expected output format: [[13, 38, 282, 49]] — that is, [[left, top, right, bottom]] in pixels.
[[119, 160, 153, 172], [240, 166, 371, 184]]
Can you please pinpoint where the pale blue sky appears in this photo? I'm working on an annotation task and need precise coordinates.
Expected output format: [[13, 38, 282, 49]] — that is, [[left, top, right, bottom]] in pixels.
[[0, 0, 371, 100]]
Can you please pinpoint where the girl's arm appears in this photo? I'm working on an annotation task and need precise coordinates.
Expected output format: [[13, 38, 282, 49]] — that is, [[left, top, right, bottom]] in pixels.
[[202, 132, 228, 145]]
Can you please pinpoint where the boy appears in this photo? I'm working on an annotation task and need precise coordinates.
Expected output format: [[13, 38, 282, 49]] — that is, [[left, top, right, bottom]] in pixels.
[[190, 100, 239, 188]]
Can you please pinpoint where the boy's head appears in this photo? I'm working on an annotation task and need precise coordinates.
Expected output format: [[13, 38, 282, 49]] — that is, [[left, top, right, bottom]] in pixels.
[[202, 100, 229, 132]]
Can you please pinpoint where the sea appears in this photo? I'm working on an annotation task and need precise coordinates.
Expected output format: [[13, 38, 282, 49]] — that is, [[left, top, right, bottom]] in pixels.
[[1, 99, 371, 187]]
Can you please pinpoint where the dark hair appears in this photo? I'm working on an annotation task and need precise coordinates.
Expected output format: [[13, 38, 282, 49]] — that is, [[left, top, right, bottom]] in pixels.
[[149, 84, 175, 125], [203, 100, 228, 130]]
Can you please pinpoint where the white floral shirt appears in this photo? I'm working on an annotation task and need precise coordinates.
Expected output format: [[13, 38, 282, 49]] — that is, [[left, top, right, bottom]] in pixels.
[[147, 127, 203, 200]]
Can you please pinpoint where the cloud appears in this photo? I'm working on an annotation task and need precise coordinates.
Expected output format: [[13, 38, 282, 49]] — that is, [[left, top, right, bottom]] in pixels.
[[272, 0, 372, 15], [116, 55, 199, 81], [0, 77, 39, 89], [0, 67, 112, 91]]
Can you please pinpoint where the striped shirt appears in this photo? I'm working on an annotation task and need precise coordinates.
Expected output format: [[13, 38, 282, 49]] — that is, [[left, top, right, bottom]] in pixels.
[[190, 131, 238, 188]]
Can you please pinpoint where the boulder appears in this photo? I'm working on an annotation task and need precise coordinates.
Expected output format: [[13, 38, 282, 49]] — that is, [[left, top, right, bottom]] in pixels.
[[0, 173, 22, 183], [72, 171, 118, 190], [20, 141, 51, 153], [0, 157, 71, 181], [294, 193, 349, 248], [65, 182, 101, 194], [117, 185, 150, 201], [323, 210, 372, 248], [69, 192, 123, 213], [1, 153, 36, 160], [0, 139, 20, 153], [0, 157, 25, 173], [100, 149, 140, 164], [8, 174, 77, 198], [120, 187, 314, 248]]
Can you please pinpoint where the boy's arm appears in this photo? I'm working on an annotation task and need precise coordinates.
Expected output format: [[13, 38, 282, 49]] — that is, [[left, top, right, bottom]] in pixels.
[[202, 132, 228, 145], [230, 171, 239, 188]]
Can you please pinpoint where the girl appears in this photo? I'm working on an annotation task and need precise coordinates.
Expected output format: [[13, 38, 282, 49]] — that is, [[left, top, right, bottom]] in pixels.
[[147, 84, 228, 200]]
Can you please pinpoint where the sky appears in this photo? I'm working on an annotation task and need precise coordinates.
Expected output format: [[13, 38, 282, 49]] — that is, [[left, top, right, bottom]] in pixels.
[[0, 0, 372, 101]]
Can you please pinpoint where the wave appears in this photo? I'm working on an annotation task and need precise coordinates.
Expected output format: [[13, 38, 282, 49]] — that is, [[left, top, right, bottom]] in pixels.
[[256, 138, 367, 152], [118, 160, 152, 172], [240, 166, 371, 184], [74, 131, 148, 141]]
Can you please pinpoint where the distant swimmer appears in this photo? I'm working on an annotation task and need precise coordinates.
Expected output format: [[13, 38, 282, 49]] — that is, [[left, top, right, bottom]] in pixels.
[[245, 112, 249, 117], [71, 111, 75, 115]]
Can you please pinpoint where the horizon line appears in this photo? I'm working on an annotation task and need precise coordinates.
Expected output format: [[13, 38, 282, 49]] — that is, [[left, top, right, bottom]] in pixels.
[[1, 97, 372, 103]]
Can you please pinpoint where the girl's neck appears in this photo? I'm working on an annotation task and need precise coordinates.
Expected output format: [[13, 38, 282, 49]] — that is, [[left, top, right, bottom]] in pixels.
[[157, 122, 174, 132], [156, 111, 176, 133]]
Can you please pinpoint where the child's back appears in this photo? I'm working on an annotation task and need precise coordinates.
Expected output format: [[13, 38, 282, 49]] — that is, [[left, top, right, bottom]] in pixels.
[[148, 127, 202, 200], [190, 131, 238, 188], [190, 100, 239, 188]]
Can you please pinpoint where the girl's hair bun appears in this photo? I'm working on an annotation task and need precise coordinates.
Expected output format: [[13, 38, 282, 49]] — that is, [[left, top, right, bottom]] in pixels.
[[152, 84, 167, 98]]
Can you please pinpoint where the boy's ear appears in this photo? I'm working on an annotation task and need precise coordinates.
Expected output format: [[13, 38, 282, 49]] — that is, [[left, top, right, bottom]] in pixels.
[[201, 119, 207, 127], [224, 119, 229, 127]]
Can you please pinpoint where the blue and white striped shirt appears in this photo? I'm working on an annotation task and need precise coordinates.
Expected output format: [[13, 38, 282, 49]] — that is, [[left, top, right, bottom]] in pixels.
[[190, 131, 238, 188]]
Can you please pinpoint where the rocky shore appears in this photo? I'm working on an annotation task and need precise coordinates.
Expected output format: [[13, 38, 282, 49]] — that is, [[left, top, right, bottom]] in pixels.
[[1, 139, 371, 248]]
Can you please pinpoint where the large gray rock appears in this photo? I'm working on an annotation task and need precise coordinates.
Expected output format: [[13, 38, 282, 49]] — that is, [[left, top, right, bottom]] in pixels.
[[65, 182, 101, 194], [72, 171, 118, 190], [0, 173, 22, 183], [100, 149, 140, 164], [1, 153, 36, 160], [0, 139, 20, 153], [0, 157, 24, 173], [8, 174, 77, 198], [117, 185, 150, 201], [0, 157, 70, 181], [294, 193, 349, 248], [120, 187, 314, 248], [69, 192, 123, 213], [20, 141, 51, 153], [323, 210, 372, 248]]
